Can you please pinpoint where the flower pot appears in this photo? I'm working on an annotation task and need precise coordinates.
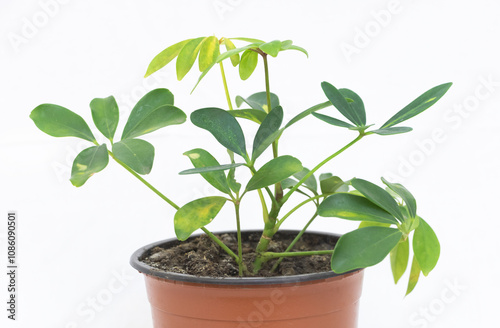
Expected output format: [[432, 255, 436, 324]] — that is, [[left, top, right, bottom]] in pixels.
[[130, 230, 364, 328]]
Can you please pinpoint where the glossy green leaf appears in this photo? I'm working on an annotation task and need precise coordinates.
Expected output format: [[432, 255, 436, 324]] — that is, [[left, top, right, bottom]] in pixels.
[[30, 104, 96, 142], [413, 217, 440, 276], [280, 178, 298, 189], [70, 144, 109, 187], [351, 178, 404, 223], [112, 139, 154, 175], [191, 108, 247, 158], [381, 82, 453, 129], [228, 109, 267, 124], [259, 40, 281, 57], [90, 96, 119, 141], [382, 178, 417, 218], [321, 82, 363, 126], [176, 37, 206, 81], [293, 168, 317, 193], [179, 163, 245, 175], [318, 193, 399, 225], [370, 127, 413, 135], [312, 112, 354, 128], [390, 238, 409, 284], [182, 148, 231, 194], [174, 197, 227, 241], [319, 174, 345, 194], [280, 44, 309, 57], [246, 156, 302, 191], [252, 106, 283, 160], [331, 226, 402, 273], [145, 39, 191, 77], [121, 89, 185, 139], [339, 88, 366, 126], [239, 49, 258, 80], [223, 38, 240, 67], [284, 101, 331, 129], [236, 92, 280, 113], [406, 255, 421, 295], [216, 42, 262, 63], [199, 36, 219, 72]]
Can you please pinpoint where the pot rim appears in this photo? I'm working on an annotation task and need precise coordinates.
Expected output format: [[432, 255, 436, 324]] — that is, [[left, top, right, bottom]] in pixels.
[[130, 229, 361, 285]]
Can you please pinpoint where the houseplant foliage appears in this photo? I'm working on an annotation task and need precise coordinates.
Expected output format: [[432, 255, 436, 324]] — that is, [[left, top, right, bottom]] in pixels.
[[31, 36, 450, 295]]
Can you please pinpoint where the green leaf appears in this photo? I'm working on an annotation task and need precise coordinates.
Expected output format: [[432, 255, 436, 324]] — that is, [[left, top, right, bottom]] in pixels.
[[293, 168, 317, 193], [413, 217, 440, 276], [70, 144, 109, 187], [112, 139, 154, 175], [174, 197, 227, 241], [312, 112, 354, 128], [122, 89, 185, 139], [229, 37, 265, 43], [339, 88, 366, 126], [223, 38, 240, 67], [319, 174, 345, 194], [145, 39, 191, 77], [252, 106, 283, 161], [359, 221, 391, 229], [321, 82, 363, 126], [227, 166, 241, 194], [176, 37, 206, 81], [390, 238, 409, 284], [284, 101, 331, 129], [199, 36, 219, 72], [30, 104, 96, 142], [381, 82, 453, 129], [351, 178, 405, 223], [382, 178, 417, 219], [280, 44, 309, 57], [239, 49, 259, 80], [370, 127, 413, 135], [191, 108, 247, 158], [406, 255, 421, 296], [246, 155, 302, 191], [90, 96, 119, 141], [259, 40, 281, 57], [318, 193, 399, 225], [236, 91, 280, 113], [331, 226, 402, 273], [228, 109, 267, 124], [191, 62, 216, 94], [280, 178, 298, 189], [182, 148, 231, 194], [179, 163, 245, 175], [216, 42, 262, 63]]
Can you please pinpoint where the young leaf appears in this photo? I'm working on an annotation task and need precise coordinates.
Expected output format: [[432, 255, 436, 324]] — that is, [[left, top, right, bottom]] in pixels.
[[321, 82, 363, 127], [406, 255, 421, 296], [191, 108, 247, 158], [390, 238, 409, 284], [112, 139, 154, 175], [252, 106, 283, 161], [381, 82, 453, 129], [239, 49, 258, 80], [413, 217, 440, 276], [176, 37, 206, 81], [370, 127, 413, 135], [312, 112, 354, 129], [145, 39, 191, 78], [351, 178, 405, 223], [229, 37, 265, 43], [236, 91, 280, 113], [30, 104, 96, 142], [182, 148, 232, 194], [293, 168, 317, 193], [331, 226, 402, 273], [246, 156, 302, 191], [339, 88, 366, 126], [216, 42, 262, 63], [319, 174, 345, 194], [318, 193, 399, 225], [121, 89, 185, 140], [199, 36, 220, 72], [228, 109, 267, 124], [70, 144, 109, 187], [223, 38, 240, 67], [382, 178, 417, 219], [90, 96, 119, 141], [259, 40, 281, 57], [174, 197, 227, 241], [280, 44, 309, 57]]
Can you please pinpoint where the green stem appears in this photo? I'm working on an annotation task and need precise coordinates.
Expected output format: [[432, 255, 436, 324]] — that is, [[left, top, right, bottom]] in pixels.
[[109, 151, 179, 210], [261, 249, 334, 259], [274, 195, 324, 232], [234, 202, 244, 276], [219, 61, 233, 110], [201, 228, 241, 263]]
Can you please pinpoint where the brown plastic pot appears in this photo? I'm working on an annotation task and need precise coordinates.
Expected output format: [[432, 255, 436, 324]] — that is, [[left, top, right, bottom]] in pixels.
[[130, 231, 364, 328]]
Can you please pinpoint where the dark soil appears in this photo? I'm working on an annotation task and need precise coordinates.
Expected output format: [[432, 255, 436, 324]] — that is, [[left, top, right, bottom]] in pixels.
[[141, 231, 338, 277]]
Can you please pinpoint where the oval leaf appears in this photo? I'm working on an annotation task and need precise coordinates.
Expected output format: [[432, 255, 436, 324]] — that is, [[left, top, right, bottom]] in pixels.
[[239, 49, 258, 80], [182, 148, 232, 194], [319, 174, 345, 194], [145, 39, 191, 78], [406, 255, 421, 296], [180, 163, 245, 175], [284, 101, 331, 129], [339, 88, 366, 126], [70, 144, 109, 187], [390, 237, 409, 284], [191, 108, 247, 158], [216, 42, 262, 63], [90, 96, 119, 141], [259, 40, 281, 57], [30, 104, 96, 142], [331, 226, 402, 273], [174, 197, 227, 241], [236, 91, 280, 113], [413, 217, 440, 276], [176, 37, 206, 81], [312, 112, 354, 128], [112, 139, 154, 175], [318, 193, 399, 225], [199, 36, 220, 72], [223, 38, 240, 67], [293, 168, 317, 193], [246, 156, 302, 191], [370, 127, 413, 135], [321, 82, 363, 126], [252, 106, 283, 161], [228, 109, 267, 124], [382, 178, 417, 219]]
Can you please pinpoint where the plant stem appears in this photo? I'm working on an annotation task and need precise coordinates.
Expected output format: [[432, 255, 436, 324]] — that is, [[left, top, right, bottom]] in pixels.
[[234, 202, 244, 276], [201, 227, 239, 262], [261, 249, 334, 259], [274, 195, 324, 232], [108, 151, 179, 210], [219, 61, 233, 110]]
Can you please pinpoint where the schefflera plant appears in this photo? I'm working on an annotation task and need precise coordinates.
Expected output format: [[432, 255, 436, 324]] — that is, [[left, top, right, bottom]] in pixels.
[[30, 36, 451, 295]]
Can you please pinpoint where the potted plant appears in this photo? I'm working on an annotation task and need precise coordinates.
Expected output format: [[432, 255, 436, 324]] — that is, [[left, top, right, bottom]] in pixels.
[[30, 36, 451, 327]]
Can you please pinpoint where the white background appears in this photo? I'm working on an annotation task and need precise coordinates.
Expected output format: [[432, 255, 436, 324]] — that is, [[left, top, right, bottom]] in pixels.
[[1, 0, 499, 327]]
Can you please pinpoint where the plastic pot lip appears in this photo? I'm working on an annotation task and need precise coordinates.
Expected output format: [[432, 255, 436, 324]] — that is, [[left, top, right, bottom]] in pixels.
[[130, 229, 362, 286]]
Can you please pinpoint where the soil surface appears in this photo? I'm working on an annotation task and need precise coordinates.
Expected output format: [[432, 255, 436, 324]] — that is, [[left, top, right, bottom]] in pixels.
[[141, 231, 338, 277]]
